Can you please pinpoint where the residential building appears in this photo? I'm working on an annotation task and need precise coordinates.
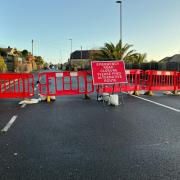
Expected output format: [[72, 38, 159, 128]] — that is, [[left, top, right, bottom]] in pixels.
[[0, 46, 37, 72], [69, 50, 100, 70], [0, 47, 19, 71]]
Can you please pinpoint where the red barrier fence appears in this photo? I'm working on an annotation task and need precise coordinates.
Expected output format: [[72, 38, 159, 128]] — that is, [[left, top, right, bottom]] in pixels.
[[96, 69, 144, 94], [0, 70, 179, 99], [38, 70, 180, 97], [144, 70, 177, 92], [177, 72, 180, 91], [0, 73, 34, 98], [38, 71, 94, 96], [96, 70, 180, 94]]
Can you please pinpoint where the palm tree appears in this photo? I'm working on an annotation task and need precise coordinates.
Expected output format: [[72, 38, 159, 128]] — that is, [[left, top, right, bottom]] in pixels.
[[125, 53, 147, 63], [91, 41, 146, 63]]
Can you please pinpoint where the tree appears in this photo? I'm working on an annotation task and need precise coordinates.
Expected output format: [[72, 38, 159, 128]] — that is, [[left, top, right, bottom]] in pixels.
[[91, 41, 146, 63], [44, 62, 49, 68], [126, 53, 147, 63], [0, 56, 7, 72], [21, 49, 29, 58], [0, 50, 7, 57], [35, 56, 44, 66]]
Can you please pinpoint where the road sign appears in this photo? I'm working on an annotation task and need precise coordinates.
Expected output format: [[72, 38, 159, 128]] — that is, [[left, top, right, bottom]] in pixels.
[[91, 61, 127, 85]]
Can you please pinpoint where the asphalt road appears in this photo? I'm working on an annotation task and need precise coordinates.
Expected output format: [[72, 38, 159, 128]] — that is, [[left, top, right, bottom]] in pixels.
[[0, 72, 180, 180]]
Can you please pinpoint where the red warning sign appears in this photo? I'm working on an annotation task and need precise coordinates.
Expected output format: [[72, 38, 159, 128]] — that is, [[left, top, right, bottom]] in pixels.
[[91, 61, 127, 85]]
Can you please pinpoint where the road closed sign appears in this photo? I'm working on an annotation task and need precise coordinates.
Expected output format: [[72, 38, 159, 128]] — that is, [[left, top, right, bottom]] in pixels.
[[91, 61, 127, 85]]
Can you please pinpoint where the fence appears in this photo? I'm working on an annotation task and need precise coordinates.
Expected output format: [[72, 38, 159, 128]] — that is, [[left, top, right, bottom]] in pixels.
[[38, 71, 94, 96], [0, 70, 180, 99], [96, 70, 180, 95], [96, 69, 144, 94], [125, 62, 180, 72], [0, 73, 34, 98]]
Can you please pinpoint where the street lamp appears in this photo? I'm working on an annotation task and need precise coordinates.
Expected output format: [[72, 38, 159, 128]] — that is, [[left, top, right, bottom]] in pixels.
[[32, 39, 34, 56], [116, 1, 122, 48], [69, 38, 72, 58], [69, 38, 72, 70]]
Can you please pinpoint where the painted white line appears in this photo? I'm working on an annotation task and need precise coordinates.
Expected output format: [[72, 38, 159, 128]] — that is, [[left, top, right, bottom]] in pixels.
[[1, 115, 18, 132], [129, 94, 180, 113], [21, 104, 26, 108]]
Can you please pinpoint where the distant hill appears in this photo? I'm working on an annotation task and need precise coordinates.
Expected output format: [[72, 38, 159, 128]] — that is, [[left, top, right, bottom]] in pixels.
[[159, 54, 180, 63]]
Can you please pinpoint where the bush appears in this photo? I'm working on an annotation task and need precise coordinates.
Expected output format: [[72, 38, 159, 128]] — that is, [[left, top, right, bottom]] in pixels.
[[0, 56, 7, 72]]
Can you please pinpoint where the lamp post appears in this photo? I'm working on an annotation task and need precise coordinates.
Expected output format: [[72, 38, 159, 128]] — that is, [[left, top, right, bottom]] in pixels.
[[32, 39, 34, 56], [116, 1, 122, 48], [69, 38, 72, 70], [69, 38, 72, 58]]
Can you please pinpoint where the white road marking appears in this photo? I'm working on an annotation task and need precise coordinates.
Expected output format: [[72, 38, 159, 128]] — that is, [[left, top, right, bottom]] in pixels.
[[1, 115, 18, 132], [21, 104, 26, 108], [34, 87, 37, 91], [129, 94, 180, 112]]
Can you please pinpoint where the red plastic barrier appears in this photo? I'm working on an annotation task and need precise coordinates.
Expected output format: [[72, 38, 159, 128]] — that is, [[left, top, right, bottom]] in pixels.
[[38, 71, 94, 96], [0, 73, 34, 98], [96, 69, 144, 94], [177, 72, 180, 91], [144, 70, 177, 91]]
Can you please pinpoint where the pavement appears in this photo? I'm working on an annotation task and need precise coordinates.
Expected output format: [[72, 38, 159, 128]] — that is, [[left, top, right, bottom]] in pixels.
[[0, 72, 180, 180]]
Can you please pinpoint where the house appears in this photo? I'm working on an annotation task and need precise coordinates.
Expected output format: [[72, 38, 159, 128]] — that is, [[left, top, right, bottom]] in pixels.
[[159, 54, 180, 63], [0, 47, 19, 71], [0, 46, 36, 72], [69, 50, 100, 70]]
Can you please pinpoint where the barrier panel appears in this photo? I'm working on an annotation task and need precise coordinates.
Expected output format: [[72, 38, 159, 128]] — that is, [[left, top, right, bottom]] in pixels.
[[96, 69, 144, 94], [177, 72, 180, 91], [0, 73, 34, 98], [1, 70, 179, 99], [38, 71, 94, 96], [144, 70, 177, 92]]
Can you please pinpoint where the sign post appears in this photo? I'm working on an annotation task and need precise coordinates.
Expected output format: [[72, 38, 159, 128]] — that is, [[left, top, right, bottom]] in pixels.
[[91, 60, 127, 104]]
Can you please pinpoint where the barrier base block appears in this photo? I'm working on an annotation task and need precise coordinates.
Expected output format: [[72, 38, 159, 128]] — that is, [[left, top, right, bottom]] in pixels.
[[47, 96, 51, 103], [144, 91, 154, 96], [84, 94, 91, 100], [133, 91, 140, 96], [173, 90, 179, 95]]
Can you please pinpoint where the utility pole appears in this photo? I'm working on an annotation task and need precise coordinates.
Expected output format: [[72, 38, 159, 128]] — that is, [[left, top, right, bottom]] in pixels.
[[32, 39, 34, 56]]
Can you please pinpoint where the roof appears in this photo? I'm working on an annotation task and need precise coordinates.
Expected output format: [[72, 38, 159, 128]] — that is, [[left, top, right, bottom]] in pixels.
[[0, 47, 13, 54], [70, 50, 100, 59], [159, 54, 180, 63]]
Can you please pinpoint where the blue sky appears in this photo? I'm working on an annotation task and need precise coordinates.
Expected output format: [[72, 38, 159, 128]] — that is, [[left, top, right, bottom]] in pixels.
[[1, 0, 180, 63]]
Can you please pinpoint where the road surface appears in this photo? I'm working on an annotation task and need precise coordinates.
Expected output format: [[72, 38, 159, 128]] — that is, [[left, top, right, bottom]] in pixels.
[[0, 72, 180, 180]]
